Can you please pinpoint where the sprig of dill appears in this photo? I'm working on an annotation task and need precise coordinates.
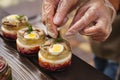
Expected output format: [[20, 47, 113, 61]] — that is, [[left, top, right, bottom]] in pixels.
[[27, 24, 33, 33], [54, 38, 64, 43]]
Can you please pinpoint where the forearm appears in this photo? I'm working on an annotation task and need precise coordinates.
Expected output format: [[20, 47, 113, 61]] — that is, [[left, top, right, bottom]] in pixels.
[[108, 0, 120, 12]]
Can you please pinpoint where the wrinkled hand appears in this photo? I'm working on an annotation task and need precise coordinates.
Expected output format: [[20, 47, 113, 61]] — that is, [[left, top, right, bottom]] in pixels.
[[42, 0, 59, 38], [42, 0, 79, 38], [65, 0, 116, 41], [42, 0, 116, 41]]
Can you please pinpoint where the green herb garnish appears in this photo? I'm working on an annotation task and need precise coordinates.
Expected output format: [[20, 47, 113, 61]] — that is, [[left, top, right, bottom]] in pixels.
[[54, 38, 64, 43], [16, 15, 24, 21], [27, 24, 33, 33]]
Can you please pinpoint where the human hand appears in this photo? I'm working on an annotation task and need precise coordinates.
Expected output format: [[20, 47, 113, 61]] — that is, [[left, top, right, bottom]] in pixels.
[[65, 0, 116, 41], [42, 0, 80, 38]]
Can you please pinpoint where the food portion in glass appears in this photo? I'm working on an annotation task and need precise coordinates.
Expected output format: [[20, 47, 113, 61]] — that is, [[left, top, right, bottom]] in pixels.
[[38, 38, 72, 71], [0, 56, 12, 80], [1, 14, 28, 40], [16, 24, 46, 56]]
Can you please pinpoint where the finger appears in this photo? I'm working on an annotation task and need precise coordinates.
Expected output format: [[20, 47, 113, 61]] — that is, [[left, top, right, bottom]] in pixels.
[[53, 0, 79, 26], [42, 0, 59, 38], [90, 29, 111, 41], [70, 4, 90, 26], [91, 36, 107, 41], [83, 18, 112, 41], [42, 0, 58, 23], [62, 17, 68, 26], [87, 32, 108, 42], [46, 19, 58, 38], [83, 18, 109, 36], [66, 7, 97, 36]]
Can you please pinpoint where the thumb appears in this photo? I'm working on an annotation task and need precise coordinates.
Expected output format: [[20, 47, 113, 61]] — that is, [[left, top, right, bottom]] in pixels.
[[53, 0, 79, 26], [42, 0, 59, 38]]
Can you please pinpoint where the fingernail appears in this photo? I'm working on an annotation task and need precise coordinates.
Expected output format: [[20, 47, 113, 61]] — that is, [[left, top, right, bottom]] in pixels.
[[63, 17, 68, 24], [53, 15, 61, 25], [65, 32, 73, 36]]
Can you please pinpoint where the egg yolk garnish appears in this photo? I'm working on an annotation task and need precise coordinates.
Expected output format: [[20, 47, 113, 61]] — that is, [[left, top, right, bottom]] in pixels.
[[7, 15, 18, 21], [49, 44, 64, 55], [24, 32, 39, 39], [53, 44, 62, 52], [6, 15, 20, 25]]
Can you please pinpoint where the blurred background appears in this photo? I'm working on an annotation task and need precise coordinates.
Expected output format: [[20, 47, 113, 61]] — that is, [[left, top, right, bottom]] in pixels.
[[0, 0, 94, 66]]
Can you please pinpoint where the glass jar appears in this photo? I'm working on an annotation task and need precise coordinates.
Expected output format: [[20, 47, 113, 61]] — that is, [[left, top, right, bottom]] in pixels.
[[0, 56, 12, 80], [38, 39, 72, 71]]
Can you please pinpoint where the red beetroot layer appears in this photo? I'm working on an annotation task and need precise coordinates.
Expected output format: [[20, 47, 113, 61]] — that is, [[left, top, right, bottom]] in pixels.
[[17, 44, 40, 55], [38, 58, 71, 71], [2, 31, 17, 40]]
